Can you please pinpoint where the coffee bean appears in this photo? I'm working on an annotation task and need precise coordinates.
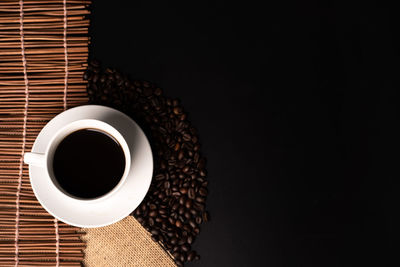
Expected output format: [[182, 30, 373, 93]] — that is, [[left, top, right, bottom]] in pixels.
[[187, 235, 194, 245], [194, 153, 200, 163], [194, 202, 205, 211], [195, 196, 205, 203], [179, 188, 188, 195], [197, 158, 206, 169], [175, 220, 183, 228], [151, 234, 159, 242], [151, 229, 159, 236], [172, 203, 179, 211], [195, 216, 202, 225], [182, 166, 190, 173], [179, 254, 185, 263], [178, 150, 184, 160], [188, 188, 195, 199], [193, 227, 200, 235], [178, 207, 185, 216], [155, 173, 165, 181], [154, 87, 162, 96], [148, 218, 154, 226], [185, 199, 193, 209], [187, 251, 197, 261], [174, 143, 180, 151], [149, 210, 157, 217], [173, 107, 182, 115], [183, 224, 191, 233], [181, 244, 190, 252], [199, 187, 208, 196], [190, 209, 198, 216], [189, 220, 196, 229], [182, 133, 191, 142], [184, 211, 191, 220], [202, 211, 210, 222], [168, 217, 175, 225], [171, 237, 178, 245], [172, 252, 180, 259]]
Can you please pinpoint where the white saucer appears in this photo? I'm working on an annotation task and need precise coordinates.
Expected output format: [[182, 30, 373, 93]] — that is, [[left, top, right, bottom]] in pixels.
[[29, 105, 153, 228]]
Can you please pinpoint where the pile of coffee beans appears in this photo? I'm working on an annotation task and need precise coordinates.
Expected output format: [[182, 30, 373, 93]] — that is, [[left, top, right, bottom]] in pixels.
[[84, 60, 209, 266]]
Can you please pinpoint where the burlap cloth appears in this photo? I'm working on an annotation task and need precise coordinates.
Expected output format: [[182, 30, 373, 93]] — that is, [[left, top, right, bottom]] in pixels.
[[82, 217, 176, 267]]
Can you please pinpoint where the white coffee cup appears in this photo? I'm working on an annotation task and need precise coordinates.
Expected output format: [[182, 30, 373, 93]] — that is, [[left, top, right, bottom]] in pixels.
[[23, 105, 153, 228], [24, 119, 131, 201]]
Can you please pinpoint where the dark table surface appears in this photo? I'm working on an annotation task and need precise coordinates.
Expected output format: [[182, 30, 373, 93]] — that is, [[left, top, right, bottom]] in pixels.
[[90, 1, 399, 266]]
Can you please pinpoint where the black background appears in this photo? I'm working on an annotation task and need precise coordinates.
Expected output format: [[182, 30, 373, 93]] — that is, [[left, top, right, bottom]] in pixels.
[[90, 1, 399, 266]]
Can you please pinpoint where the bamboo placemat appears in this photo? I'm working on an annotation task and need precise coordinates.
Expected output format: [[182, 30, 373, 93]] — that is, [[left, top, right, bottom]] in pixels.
[[0, 0, 90, 266]]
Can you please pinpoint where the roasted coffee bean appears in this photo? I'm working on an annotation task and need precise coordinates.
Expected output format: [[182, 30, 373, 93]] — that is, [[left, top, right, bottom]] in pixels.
[[164, 181, 171, 191], [202, 211, 210, 222], [185, 199, 193, 209], [154, 87, 162, 96], [181, 244, 190, 252], [193, 227, 200, 235], [195, 216, 202, 225], [184, 211, 191, 220], [179, 254, 185, 263], [172, 252, 180, 259], [175, 220, 183, 228], [86, 60, 209, 267], [166, 188, 172, 196], [172, 203, 179, 211], [179, 205, 186, 215], [195, 196, 205, 203], [155, 173, 165, 181], [178, 150, 184, 160], [151, 234, 159, 242], [168, 217, 175, 225], [194, 202, 205, 211], [190, 209, 198, 216], [150, 229, 159, 236], [167, 231, 175, 238], [173, 107, 182, 115], [182, 166, 190, 173], [197, 158, 206, 169], [193, 153, 200, 163], [174, 143, 180, 151], [199, 187, 208, 196], [187, 251, 197, 261], [148, 218, 154, 227], [188, 188, 195, 199], [182, 133, 191, 142], [170, 237, 178, 245], [179, 187, 188, 194], [183, 224, 191, 233]]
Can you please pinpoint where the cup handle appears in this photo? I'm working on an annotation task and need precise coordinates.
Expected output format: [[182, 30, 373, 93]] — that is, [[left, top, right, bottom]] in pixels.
[[24, 152, 46, 168]]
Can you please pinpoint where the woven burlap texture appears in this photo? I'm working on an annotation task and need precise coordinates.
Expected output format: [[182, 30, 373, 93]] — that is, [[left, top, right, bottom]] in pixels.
[[82, 216, 176, 267]]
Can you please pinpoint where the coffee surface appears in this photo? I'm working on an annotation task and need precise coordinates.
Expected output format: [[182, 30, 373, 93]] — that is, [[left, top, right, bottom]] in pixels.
[[53, 129, 125, 199]]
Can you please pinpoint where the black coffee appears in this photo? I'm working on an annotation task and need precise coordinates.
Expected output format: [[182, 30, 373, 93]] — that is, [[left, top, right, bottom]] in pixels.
[[52, 129, 125, 199]]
